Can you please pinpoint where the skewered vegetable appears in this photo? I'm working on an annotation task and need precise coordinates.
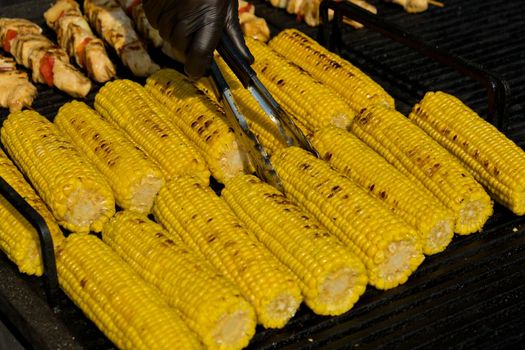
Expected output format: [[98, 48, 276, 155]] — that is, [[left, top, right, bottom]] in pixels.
[[410, 91, 525, 215], [350, 104, 493, 234], [269, 29, 394, 112], [0, 148, 64, 276], [44, 0, 116, 83], [0, 18, 91, 97], [1, 110, 115, 233], [153, 176, 302, 328], [55, 101, 164, 213], [94, 79, 211, 185], [312, 126, 454, 255], [83, 0, 159, 77], [222, 174, 368, 315], [103, 211, 257, 350], [145, 69, 251, 183], [272, 147, 425, 290], [57, 234, 203, 350]]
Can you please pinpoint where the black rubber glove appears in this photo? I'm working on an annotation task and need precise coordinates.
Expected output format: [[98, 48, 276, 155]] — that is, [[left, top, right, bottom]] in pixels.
[[143, 0, 254, 79]]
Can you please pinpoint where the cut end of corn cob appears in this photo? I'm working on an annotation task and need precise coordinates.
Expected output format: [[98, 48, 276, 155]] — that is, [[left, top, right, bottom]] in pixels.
[[128, 174, 164, 212], [316, 266, 364, 314], [426, 219, 455, 254], [410, 91, 525, 216], [212, 310, 254, 349], [375, 240, 422, 287], [262, 292, 302, 328]]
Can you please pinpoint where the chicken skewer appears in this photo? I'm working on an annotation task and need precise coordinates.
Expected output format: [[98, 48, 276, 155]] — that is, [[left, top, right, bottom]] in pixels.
[[84, 0, 159, 77], [238, 1, 271, 42], [0, 18, 91, 98], [386, 0, 444, 13], [0, 55, 37, 112], [115, 0, 163, 48], [44, 0, 116, 83]]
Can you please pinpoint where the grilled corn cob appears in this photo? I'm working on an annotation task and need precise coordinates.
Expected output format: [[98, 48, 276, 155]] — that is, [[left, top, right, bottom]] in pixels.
[[94, 79, 210, 185], [410, 91, 525, 216], [153, 176, 302, 328], [1, 110, 115, 233], [0, 148, 64, 275], [269, 29, 395, 112], [222, 175, 368, 315], [272, 147, 425, 290], [245, 37, 355, 136], [312, 126, 454, 255], [215, 58, 288, 155], [55, 101, 165, 213], [350, 104, 493, 234], [57, 234, 203, 350], [103, 211, 256, 350], [145, 69, 251, 183]]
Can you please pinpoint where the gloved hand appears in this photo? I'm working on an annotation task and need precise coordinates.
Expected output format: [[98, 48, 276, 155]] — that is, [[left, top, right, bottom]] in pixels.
[[143, 0, 254, 79]]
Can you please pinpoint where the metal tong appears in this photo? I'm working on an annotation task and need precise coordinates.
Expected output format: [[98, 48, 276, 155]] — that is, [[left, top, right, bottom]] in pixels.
[[210, 36, 318, 192]]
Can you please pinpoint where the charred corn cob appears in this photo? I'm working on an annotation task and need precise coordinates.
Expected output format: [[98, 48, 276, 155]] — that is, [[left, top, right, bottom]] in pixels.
[[351, 104, 493, 234], [272, 147, 425, 290], [103, 211, 256, 350], [245, 37, 355, 136], [222, 175, 368, 315], [145, 69, 251, 183], [94, 79, 210, 185], [55, 101, 165, 214], [153, 176, 302, 328], [269, 29, 394, 112], [312, 126, 454, 255], [410, 91, 525, 216], [0, 148, 64, 275], [57, 234, 203, 350], [215, 58, 288, 155], [1, 110, 115, 233]]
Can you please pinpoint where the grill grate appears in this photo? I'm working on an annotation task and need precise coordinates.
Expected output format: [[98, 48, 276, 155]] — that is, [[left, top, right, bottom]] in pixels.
[[0, 0, 524, 349]]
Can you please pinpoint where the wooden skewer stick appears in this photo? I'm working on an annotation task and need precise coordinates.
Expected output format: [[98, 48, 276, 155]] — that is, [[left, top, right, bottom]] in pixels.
[[428, 0, 445, 8]]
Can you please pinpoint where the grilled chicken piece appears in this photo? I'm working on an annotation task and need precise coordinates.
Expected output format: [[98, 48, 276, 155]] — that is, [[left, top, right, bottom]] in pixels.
[[267, 0, 288, 8], [44, 0, 116, 83], [115, 0, 163, 48], [1, 18, 91, 98], [84, 0, 159, 77], [344, 0, 377, 29], [386, 0, 430, 13], [0, 55, 37, 112], [0, 18, 42, 52], [238, 1, 270, 42]]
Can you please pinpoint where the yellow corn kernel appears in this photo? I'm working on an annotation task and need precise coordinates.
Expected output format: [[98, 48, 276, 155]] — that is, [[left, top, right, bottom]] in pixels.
[[103, 211, 256, 350], [245, 37, 355, 136], [272, 147, 425, 290], [94, 79, 210, 185], [0, 148, 64, 275], [350, 104, 493, 234], [269, 29, 395, 112], [410, 91, 525, 216], [1, 110, 115, 233], [145, 69, 251, 183], [153, 176, 302, 328], [55, 101, 164, 214], [312, 126, 454, 255], [57, 234, 203, 350], [222, 174, 367, 315]]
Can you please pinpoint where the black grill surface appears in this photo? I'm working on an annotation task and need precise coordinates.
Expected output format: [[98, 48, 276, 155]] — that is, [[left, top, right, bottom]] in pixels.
[[0, 0, 524, 349]]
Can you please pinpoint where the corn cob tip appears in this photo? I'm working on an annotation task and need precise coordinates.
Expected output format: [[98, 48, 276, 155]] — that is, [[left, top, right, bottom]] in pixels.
[[261, 291, 302, 328], [372, 240, 424, 289], [211, 309, 255, 347], [424, 218, 455, 255]]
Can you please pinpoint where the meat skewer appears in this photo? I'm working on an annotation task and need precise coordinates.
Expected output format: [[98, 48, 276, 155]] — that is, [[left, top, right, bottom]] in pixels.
[[0, 18, 91, 98], [84, 0, 159, 77], [386, 0, 444, 13], [44, 0, 116, 83], [115, 0, 163, 48], [0, 55, 37, 112], [238, 1, 271, 42]]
